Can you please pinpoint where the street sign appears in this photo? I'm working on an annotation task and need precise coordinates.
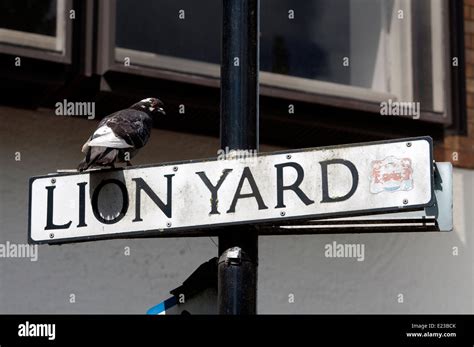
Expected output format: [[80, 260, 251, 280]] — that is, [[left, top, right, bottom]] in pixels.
[[265, 162, 452, 234], [28, 137, 434, 244]]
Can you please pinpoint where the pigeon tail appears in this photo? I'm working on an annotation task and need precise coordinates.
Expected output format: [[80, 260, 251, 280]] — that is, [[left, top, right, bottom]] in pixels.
[[77, 158, 90, 172], [77, 147, 119, 172]]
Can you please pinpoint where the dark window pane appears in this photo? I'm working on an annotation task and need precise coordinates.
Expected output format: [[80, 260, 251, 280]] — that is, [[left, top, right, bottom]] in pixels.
[[412, 0, 434, 110], [0, 0, 57, 36], [116, 0, 221, 64], [114, 0, 389, 90], [260, 0, 350, 84], [115, 0, 380, 88]]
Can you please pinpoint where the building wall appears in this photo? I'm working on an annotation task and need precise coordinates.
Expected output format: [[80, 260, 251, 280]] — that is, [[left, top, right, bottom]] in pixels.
[[0, 106, 472, 314]]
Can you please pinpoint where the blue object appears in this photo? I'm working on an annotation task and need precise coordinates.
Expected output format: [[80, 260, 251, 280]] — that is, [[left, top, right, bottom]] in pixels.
[[146, 296, 178, 315]]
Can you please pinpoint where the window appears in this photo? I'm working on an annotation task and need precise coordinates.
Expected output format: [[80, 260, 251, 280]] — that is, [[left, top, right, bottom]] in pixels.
[[115, 1, 221, 77], [0, 0, 72, 62], [102, 0, 451, 122]]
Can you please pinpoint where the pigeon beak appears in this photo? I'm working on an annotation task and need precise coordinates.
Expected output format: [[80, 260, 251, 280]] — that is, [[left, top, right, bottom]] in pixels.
[[158, 107, 166, 115]]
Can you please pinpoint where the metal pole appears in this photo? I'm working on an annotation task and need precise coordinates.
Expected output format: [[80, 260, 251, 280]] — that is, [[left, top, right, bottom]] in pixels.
[[218, 0, 259, 315]]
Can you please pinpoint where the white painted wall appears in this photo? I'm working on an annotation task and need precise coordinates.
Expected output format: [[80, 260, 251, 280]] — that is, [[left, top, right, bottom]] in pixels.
[[0, 106, 472, 313]]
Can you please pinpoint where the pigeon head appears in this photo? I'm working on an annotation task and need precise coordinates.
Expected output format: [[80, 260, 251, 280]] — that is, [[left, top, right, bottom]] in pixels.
[[131, 98, 166, 116]]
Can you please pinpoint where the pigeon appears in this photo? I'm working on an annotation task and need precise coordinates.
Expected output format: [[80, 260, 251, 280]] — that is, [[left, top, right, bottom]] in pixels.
[[77, 98, 166, 171]]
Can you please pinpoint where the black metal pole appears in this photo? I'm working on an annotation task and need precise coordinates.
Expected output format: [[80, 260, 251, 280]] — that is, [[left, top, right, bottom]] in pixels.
[[218, 0, 259, 315]]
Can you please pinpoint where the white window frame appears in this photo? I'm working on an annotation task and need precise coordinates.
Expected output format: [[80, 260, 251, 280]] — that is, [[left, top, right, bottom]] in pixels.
[[0, 0, 72, 63], [431, 0, 449, 114]]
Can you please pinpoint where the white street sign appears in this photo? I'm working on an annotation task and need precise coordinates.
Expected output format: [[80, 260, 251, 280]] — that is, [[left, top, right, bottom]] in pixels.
[[29, 137, 434, 244], [271, 162, 452, 233]]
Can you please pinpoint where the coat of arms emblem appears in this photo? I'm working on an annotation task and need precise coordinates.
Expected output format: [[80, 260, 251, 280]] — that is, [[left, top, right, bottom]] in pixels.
[[370, 156, 413, 193]]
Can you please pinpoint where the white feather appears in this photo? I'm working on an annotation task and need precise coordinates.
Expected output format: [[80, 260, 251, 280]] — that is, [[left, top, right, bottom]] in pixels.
[[86, 125, 133, 149]]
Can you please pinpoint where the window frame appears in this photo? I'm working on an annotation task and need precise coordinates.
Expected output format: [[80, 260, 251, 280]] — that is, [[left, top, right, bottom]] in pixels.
[[0, 0, 73, 63], [97, 0, 453, 124]]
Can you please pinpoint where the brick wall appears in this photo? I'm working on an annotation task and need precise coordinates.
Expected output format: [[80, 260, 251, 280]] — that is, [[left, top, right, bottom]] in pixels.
[[436, 1, 474, 168]]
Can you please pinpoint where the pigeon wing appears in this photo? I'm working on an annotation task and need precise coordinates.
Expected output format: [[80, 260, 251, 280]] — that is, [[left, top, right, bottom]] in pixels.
[[86, 124, 133, 149], [85, 109, 152, 150]]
